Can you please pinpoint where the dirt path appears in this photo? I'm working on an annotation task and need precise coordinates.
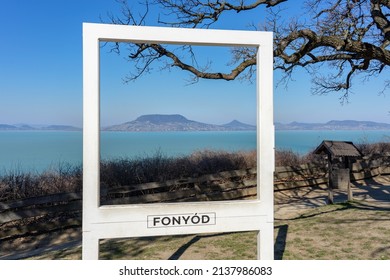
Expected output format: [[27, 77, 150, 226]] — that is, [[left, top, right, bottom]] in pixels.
[[275, 176, 390, 219], [0, 228, 81, 260], [1, 176, 389, 260]]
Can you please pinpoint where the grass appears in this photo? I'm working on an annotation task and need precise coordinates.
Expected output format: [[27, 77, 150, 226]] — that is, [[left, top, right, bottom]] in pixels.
[[22, 201, 390, 260], [274, 202, 390, 260]]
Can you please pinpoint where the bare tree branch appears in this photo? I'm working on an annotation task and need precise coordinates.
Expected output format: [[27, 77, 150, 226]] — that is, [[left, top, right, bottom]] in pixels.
[[104, 0, 390, 99], [124, 43, 257, 82], [153, 0, 288, 27]]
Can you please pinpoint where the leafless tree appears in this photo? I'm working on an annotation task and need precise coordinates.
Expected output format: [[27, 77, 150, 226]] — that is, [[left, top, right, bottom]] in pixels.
[[106, 0, 390, 100]]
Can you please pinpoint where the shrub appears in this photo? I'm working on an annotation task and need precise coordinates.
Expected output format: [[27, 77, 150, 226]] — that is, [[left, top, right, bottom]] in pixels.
[[0, 162, 82, 202], [356, 141, 390, 158], [99, 149, 256, 187], [275, 149, 303, 167]]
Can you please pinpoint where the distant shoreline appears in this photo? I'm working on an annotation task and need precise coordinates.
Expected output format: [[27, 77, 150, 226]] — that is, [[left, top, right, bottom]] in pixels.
[[275, 120, 390, 131], [2, 128, 390, 132], [3, 118, 390, 132], [0, 125, 81, 132], [2, 128, 390, 133]]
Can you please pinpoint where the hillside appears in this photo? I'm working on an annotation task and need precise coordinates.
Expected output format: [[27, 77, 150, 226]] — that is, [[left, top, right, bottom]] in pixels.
[[275, 120, 390, 130], [0, 124, 18, 130], [222, 120, 257, 130], [103, 114, 256, 132], [0, 124, 81, 131], [3, 118, 389, 131]]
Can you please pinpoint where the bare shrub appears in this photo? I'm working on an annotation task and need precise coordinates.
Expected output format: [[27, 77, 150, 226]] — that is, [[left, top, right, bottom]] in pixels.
[[0, 162, 82, 202], [301, 150, 328, 167], [357, 141, 390, 158], [99, 149, 256, 187], [275, 149, 303, 167], [187, 150, 251, 175]]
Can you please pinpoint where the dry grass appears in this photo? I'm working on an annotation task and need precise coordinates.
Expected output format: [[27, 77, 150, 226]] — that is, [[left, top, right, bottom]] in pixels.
[[0, 162, 82, 201], [275, 201, 390, 260], [22, 201, 390, 260], [100, 149, 256, 187]]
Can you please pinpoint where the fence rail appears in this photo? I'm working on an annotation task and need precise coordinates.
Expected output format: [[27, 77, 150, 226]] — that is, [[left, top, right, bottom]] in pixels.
[[1, 157, 389, 241], [103, 168, 257, 204]]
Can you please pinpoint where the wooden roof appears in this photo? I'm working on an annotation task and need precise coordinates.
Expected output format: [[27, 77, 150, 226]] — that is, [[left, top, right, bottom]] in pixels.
[[313, 140, 363, 158]]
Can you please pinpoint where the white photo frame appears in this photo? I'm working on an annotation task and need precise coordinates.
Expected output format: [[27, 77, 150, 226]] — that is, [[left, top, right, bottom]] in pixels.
[[82, 23, 274, 260]]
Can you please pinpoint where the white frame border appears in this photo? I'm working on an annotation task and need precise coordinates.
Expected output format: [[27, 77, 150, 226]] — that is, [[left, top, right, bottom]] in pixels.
[[82, 23, 274, 260]]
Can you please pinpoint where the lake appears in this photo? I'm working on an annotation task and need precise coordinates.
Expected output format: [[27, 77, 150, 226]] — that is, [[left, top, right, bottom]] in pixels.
[[0, 130, 389, 174]]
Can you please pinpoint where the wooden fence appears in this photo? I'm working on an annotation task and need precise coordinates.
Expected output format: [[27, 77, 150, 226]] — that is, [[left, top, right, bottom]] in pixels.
[[102, 168, 257, 205], [274, 164, 327, 190], [0, 168, 258, 240], [350, 157, 390, 181], [1, 157, 389, 241]]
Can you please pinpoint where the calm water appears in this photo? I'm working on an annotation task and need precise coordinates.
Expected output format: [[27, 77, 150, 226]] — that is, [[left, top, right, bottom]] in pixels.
[[0, 130, 389, 173], [276, 130, 390, 154]]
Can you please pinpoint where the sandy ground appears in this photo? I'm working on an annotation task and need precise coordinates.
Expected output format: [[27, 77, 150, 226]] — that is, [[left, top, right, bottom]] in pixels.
[[275, 175, 390, 219], [1, 176, 389, 260]]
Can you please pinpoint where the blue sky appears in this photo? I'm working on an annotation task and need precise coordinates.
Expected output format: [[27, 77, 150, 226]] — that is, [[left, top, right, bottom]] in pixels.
[[1, 0, 389, 127]]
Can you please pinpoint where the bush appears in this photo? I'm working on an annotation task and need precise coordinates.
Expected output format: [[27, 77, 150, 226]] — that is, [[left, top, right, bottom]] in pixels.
[[356, 141, 390, 158], [0, 162, 82, 202], [100, 149, 256, 187], [274, 149, 327, 168], [275, 149, 303, 167]]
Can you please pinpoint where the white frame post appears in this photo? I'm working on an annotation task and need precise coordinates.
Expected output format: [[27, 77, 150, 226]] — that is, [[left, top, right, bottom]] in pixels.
[[82, 23, 274, 260]]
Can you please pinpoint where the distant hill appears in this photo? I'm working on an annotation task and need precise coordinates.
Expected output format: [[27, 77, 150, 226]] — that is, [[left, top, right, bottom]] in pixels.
[[0, 124, 18, 130], [103, 114, 256, 132], [275, 120, 390, 130], [0, 124, 81, 131], [3, 118, 389, 131], [135, 114, 190, 124], [43, 125, 82, 131], [222, 120, 257, 131]]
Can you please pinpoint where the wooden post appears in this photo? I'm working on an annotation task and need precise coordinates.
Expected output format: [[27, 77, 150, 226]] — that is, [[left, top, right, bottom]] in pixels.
[[346, 158, 353, 201], [327, 155, 334, 204], [347, 178, 353, 201]]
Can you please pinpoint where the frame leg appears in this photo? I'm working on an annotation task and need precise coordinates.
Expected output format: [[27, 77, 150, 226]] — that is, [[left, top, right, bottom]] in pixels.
[[82, 232, 100, 260], [258, 223, 274, 260]]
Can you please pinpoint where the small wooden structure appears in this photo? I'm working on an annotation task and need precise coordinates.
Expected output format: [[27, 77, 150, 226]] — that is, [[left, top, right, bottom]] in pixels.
[[314, 140, 363, 203]]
